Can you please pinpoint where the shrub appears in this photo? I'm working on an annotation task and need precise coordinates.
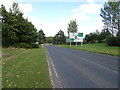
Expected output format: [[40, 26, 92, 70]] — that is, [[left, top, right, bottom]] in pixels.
[[14, 43, 32, 48], [106, 36, 117, 46], [116, 36, 120, 46], [30, 43, 39, 48]]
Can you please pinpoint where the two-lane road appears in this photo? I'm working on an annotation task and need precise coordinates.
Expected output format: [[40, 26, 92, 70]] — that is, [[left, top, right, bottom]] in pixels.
[[45, 45, 118, 88]]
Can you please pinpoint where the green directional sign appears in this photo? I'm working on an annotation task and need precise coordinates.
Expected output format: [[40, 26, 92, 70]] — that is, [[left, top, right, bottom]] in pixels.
[[66, 38, 69, 42], [78, 33, 83, 37], [69, 38, 74, 42]]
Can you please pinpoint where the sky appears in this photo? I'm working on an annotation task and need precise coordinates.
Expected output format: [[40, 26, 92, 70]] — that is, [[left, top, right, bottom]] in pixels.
[[0, 0, 107, 37]]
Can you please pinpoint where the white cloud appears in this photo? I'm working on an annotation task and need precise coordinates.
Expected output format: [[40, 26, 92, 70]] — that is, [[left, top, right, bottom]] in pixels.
[[0, 0, 104, 37], [11, 0, 108, 2], [87, 0, 94, 3], [69, 2, 103, 36], [42, 1, 104, 37], [0, 0, 33, 14], [0, 0, 15, 11], [72, 3, 102, 15], [18, 3, 32, 14], [69, 13, 90, 22]]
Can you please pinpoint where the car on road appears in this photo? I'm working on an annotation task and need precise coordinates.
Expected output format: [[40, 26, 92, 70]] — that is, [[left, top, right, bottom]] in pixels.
[[49, 43, 52, 46]]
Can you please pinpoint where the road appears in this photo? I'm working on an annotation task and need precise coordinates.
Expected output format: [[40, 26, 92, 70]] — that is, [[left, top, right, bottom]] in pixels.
[[45, 45, 118, 88]]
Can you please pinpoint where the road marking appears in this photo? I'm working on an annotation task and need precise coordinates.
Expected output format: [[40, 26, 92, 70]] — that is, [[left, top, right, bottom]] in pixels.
[[45, 49, 54, 87], [46, 49, 63, 88]]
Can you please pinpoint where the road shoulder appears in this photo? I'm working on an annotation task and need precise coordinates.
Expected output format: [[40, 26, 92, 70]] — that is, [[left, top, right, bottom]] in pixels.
[[45, 47, 63, 88]]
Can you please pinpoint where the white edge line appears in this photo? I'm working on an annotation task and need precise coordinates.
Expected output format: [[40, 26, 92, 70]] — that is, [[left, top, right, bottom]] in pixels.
[[45, 48, 63, 88], [45, 48, 54, 88], [49, 56, 63, 88]]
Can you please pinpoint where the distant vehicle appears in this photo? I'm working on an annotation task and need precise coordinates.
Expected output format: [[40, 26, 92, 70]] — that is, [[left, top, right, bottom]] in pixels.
[[49, 43, 52, 46]]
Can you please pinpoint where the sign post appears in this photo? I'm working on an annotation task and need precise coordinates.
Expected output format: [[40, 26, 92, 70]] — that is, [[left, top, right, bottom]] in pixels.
[[67, 32, 83, 47], [81, 42, 82, 46], [77, 33, 83, 46], [69, 38, 74, 47], [75, 36, 77, 46], [70, 41, 71, 47]]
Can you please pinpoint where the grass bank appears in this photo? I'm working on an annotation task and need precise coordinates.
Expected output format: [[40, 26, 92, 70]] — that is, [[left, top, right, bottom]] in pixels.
[[2, 46, 52, 88], [57, 43, 119, 56]]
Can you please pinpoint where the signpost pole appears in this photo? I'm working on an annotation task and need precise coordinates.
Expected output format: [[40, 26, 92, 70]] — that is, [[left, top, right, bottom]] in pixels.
[[70, 41, 71, 47], [76, 39, 77, 46], [81, 42, 82, 46], [75, 36, 77, 46]]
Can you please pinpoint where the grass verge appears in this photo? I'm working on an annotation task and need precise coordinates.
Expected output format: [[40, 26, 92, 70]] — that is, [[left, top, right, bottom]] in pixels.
[[2, 46, 52, 88], [57, 43, 120, 56]]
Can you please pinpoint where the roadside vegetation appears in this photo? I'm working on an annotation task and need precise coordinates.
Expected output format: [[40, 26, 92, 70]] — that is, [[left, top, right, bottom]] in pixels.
[[1, 1, 119, 88], [2, 46, 52, 88], [1, 3, 45, 48], [57, 43, 120, 56], [1, 3, 51, 88]]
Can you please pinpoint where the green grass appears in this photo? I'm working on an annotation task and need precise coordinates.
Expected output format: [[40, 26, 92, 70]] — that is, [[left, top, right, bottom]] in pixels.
[[57, 43, 120, 56], [2, 46, 52, 88]]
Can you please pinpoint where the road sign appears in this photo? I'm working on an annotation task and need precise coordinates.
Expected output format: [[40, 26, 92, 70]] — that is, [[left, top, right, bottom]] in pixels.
[[69, 32, 83, 42], [66, 38, 70, 42], [69, 38, 74, 42], [74, 37, 83, 42], [78, 33, 83, 37], [69, 32, 77, 38], [66, 38, 75, 42]]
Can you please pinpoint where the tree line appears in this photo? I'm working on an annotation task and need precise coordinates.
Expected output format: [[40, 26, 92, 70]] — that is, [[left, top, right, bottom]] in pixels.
[[47, 1, 120, 46], [84, 1, 120, 46], [1, 1, 119, 47], [1, 3, 47, 48], [46, 20, 77, 45], [1, 3, 37, 47]]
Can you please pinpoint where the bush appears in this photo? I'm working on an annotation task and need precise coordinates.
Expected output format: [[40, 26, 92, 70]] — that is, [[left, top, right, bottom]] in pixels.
[[14, 43, 32, 48], [106, 36, 117, 46], [116, 36, 120, 46], [30, 43, 39, 48]]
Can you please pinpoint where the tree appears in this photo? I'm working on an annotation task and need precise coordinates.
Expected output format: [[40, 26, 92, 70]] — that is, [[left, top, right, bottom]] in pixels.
[[84, 33, 99, 43], [46, 37, 54, 43], [1, 3, 38, 47], [98, 29, 111, 43], [38, 29, 46, 44], [1, 4, 18, 46], [100, 1, 120, 46], [9, 2, 21, 15], [84, 30, 103, 43], [0, 8, 2, 46], [67, 20, 78, 36], [53, 30, 66, 45], [100, 2, 120, 36]]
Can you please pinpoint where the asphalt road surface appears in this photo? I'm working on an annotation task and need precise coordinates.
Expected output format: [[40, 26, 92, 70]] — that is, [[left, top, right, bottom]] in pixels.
[[45, 45, 118, 88]]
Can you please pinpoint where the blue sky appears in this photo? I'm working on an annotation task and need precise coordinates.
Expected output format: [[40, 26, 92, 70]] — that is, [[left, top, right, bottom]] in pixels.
[[1, 0, 106, 37], [27, 2, 80, 23]]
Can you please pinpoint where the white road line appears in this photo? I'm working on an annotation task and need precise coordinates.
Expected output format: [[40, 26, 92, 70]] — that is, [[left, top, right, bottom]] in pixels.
[[46, 49, 63, 88], [49, 57, 63, 88], [46, 50, 54, 87]]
